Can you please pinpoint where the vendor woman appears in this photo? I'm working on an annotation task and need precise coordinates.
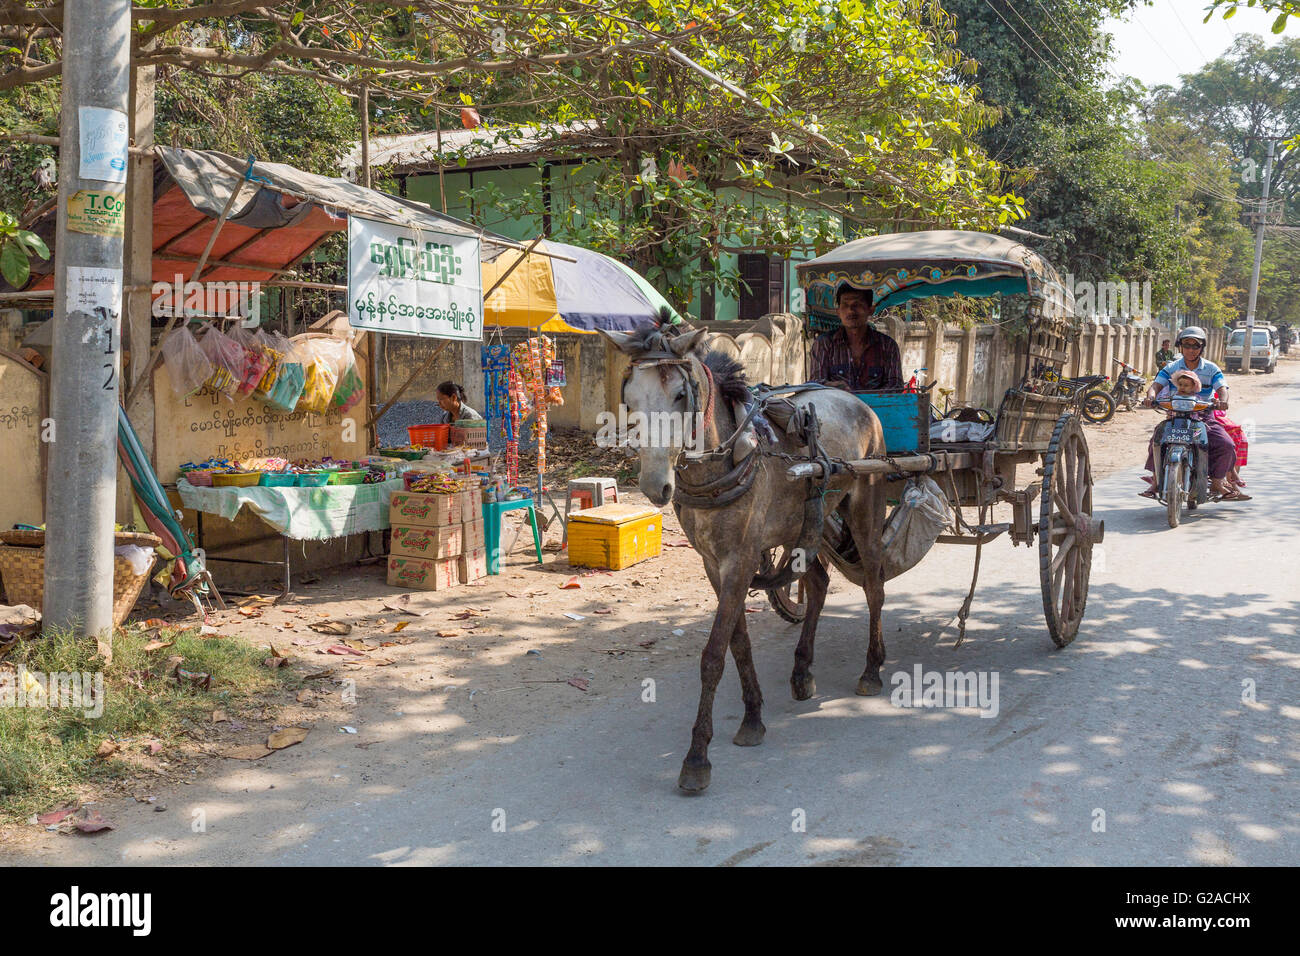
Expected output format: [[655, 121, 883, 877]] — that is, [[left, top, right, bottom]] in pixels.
[[435, 381, 483, 423]]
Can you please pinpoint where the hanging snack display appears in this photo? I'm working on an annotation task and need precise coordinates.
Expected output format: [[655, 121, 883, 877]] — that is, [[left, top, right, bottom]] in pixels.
[[197, 325, 245, 400], [160, 326, 215, 398], [295, 339, 339, 415]]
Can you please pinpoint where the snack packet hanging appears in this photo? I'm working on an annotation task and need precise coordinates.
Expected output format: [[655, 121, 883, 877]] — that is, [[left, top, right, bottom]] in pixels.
[[197, 324, 245, 401], [160, 326, 214, 398], [329, 341, 365, 413], [294, 338, 338, 415], [228, 325, 273, 397], [250, 328, 288, 400]]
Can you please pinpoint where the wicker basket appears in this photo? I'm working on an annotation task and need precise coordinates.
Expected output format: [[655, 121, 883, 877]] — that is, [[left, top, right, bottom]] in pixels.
[[0, 531, 162, 627]]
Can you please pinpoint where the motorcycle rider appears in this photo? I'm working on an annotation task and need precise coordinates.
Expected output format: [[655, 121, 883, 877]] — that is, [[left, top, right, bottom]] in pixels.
[[1141, 327, 1240, 499]]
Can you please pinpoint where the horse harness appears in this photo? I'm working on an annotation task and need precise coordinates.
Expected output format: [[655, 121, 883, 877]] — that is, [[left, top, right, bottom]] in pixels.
[[623, 353, 839, 589]]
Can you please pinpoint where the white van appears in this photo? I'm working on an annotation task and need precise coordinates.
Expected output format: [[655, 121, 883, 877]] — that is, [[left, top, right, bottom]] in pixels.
[[1224, 325, 1278, 373]]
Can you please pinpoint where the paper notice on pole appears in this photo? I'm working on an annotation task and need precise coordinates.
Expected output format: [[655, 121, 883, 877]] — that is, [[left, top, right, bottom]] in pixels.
[[78, 107, 129, 183], [66, 266, 123, 316]]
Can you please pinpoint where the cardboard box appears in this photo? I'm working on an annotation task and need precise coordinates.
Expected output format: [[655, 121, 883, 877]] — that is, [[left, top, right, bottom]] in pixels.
[[391, 524, 463, 559], [458, 548, 487, 584], [387, 555, 459, 590], [389, 491, 459, 527], [461, 517, 485, 551], [461, 485, 483, 517]]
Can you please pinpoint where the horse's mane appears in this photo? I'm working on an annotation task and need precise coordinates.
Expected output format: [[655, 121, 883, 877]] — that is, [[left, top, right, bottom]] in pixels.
[[623, 321, 751, 405]]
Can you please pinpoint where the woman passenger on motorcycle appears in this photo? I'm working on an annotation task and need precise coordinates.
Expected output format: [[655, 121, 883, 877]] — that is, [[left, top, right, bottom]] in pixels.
[[1141, 327, 1241, 499]]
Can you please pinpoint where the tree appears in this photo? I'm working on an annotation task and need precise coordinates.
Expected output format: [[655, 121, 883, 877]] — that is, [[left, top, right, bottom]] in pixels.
[[3, 1, 1026, 313]]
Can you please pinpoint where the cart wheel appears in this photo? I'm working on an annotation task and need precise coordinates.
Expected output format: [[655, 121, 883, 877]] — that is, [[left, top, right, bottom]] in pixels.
[[761, 546, 807, 624], [1038, 413, 1102, 648]]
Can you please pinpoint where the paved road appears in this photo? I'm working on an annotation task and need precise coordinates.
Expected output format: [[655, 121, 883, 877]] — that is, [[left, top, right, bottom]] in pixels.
[[13, 373, 1298, 866]]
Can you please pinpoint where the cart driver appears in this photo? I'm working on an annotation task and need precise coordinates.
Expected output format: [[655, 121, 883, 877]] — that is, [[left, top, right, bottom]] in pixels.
[[810, 285, 904, 391]]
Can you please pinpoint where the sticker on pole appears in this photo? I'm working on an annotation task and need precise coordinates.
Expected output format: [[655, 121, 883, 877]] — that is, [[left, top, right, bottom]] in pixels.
[[67, 190, 125, 237], [78, 107, 129, 184], [66, 266, 123, 315], [347, 215, 482, 340]]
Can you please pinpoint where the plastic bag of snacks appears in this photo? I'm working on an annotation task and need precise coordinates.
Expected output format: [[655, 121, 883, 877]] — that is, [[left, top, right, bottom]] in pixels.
[[264, 335, 306, 412], [160, 326, 214, 398], [197, 325, 246, 401], [250, 329, 289, 400], [228, 326, 274, 397], [329, 341, 365, 413], [294, 338, 339, 415]]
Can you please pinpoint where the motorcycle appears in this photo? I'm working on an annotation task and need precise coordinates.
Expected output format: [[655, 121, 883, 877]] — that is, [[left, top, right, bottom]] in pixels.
[[1058, 372, 1116, 424], [1109, 358, 1147, 412], [1147, 394, 1217, 528]]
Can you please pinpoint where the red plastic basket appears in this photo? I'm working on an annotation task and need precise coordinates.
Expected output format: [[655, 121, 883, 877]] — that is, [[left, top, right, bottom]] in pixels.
[[407, 423, 450, 449]]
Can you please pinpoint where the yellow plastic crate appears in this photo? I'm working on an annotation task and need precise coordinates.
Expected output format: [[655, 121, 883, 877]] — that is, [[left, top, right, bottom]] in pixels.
[[568, 503, 662, 570]]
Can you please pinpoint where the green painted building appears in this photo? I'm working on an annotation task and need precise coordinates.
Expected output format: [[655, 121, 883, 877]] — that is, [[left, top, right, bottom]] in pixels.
[[346, 121, 847, 322]]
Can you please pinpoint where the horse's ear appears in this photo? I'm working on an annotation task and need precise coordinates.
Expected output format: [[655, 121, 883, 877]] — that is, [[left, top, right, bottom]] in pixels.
[[597, 329, 641, 354], [667, 327, 706, 357]]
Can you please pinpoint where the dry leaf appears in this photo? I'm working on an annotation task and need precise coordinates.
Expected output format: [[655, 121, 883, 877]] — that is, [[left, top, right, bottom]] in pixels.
[[267, 727, 309, 750], [95, 740, 119, 759], [309, 621, 352, 636], [269, 644, 286, 658], [72, 807, 114, 834], [326, 645, 365, 656], [303, 668, 336, 680], [567, 677, 590, 692], [391, 621, 409, 633], [342, 640, 370, 652], [236, 595, 273, 607], [296, 689, 314, 703], [143, 639, 174, 652], [436, 629, 460, 638], [382, 594, 427, 616], [237, 607, 262, 619], [225, 745, 272, 760], [37, 807, 76, 826], [344, 657, 394, 667], [379, 637, 416, 646], [593, 608, 613, 615], [263, 657, 289, 669], [559, 577, 581, 589], [212, 708, 229, 723]]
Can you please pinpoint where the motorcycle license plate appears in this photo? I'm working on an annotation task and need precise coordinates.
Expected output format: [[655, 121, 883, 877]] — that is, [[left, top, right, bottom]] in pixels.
[[1167, 421, 1198, 443]]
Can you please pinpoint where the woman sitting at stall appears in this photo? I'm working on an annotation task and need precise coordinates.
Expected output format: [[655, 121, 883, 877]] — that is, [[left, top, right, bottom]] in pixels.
[[434, 381, 484, 423]]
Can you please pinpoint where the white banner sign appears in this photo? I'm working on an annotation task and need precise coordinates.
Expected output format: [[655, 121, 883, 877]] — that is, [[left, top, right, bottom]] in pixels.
[[347, 215, 482, 340]]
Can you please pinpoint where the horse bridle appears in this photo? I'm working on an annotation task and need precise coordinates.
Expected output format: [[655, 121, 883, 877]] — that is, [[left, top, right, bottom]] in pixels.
[[620, 352, 715, 451]]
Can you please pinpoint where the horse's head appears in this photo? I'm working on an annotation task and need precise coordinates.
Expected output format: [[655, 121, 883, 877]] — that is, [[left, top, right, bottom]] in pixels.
[[599, 324, 709, 506]]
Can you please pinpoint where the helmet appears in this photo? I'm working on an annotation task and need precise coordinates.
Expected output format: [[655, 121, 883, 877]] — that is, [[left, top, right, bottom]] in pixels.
[[1175, 326, 1207, 347]]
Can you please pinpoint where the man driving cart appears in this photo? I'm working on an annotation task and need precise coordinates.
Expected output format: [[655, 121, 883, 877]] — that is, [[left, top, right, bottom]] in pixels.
[[810, 285, 904, 391]]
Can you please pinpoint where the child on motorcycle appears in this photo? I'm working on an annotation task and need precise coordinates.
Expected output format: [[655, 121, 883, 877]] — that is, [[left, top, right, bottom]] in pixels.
[[1140, 370, 1249, 500]]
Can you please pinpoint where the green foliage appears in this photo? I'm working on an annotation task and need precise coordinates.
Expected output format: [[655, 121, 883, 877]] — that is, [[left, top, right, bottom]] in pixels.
[[0, 209, 49, 288], [0, 624, 297, 821]]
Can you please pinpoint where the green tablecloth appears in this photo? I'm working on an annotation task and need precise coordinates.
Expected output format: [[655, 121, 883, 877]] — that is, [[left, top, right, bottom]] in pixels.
[[177, 476, 406, 541]]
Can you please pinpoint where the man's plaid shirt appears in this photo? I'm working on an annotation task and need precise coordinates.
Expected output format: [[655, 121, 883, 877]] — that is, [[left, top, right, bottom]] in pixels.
[[810, 326, 903, 391]]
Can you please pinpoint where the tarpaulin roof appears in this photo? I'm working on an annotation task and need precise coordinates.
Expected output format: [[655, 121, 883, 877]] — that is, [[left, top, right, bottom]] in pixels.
[[16, 146, 520, 295]]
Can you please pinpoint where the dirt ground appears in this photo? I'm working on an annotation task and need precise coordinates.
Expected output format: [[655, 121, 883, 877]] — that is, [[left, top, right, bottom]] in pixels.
[[3, 355, 1295, 853]]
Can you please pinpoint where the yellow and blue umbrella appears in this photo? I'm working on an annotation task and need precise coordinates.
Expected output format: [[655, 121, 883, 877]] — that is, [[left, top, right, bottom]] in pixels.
[[481, 239, 685, 334]]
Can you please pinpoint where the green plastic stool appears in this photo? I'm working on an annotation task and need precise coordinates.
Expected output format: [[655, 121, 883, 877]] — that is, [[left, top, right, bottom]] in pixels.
[[483, 498, 544, 574]]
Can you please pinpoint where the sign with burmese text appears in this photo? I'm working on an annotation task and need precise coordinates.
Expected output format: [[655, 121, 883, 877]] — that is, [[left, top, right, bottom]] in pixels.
[[347, 215, 482, 340]]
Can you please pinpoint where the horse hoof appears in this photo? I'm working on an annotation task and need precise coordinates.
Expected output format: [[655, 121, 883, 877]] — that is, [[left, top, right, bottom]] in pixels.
[[790, 673, 816, 701], [732, 720, 766, 747], [856, 675, 883, 696], [677, 761, 712, 793]]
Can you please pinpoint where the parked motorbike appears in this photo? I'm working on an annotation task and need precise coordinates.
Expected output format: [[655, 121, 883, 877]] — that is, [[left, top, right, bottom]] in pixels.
[[1109, 358, 1147, 412], [1146, 395, 1217, 528], [1057, 373, 1116, 424]]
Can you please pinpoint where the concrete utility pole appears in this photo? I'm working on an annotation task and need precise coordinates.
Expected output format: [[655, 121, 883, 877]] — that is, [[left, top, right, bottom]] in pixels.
[[1243, 137, 1277, 375], [45, 0, 133, 656]]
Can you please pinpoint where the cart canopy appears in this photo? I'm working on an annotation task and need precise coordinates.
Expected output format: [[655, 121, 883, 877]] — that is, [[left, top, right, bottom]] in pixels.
[[797, 230, 1075, 330]]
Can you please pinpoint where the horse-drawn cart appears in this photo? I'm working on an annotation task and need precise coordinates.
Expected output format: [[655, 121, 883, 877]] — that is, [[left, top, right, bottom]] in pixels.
[[768, 230, 1102, 647]]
